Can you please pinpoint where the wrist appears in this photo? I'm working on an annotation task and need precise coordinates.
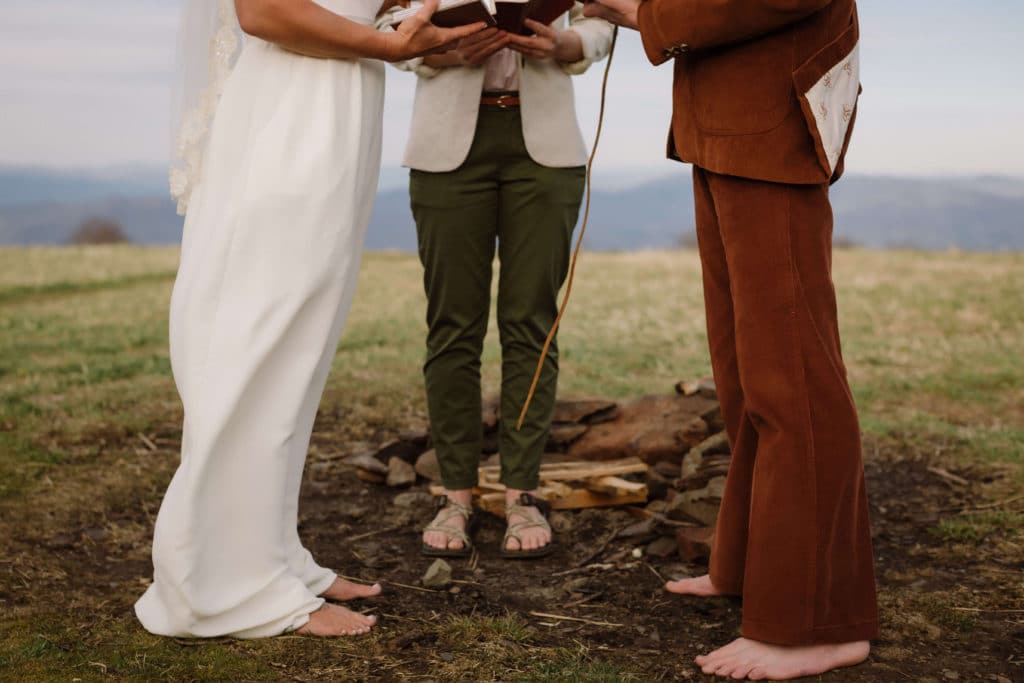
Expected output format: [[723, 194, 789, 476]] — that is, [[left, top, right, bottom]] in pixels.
[[553, 29, 584, 63], [371, 31, 400, 61]]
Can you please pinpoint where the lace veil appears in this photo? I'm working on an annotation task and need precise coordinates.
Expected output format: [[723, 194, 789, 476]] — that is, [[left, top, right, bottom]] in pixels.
[[169, 0, 244, 216]]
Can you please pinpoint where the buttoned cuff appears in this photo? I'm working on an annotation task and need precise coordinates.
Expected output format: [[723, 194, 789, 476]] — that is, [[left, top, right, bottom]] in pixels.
[[637, 0, 687, 66]]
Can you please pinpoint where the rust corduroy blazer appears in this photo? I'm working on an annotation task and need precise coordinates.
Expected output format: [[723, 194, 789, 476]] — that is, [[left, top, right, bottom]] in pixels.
[[636, 0, 862, 185]]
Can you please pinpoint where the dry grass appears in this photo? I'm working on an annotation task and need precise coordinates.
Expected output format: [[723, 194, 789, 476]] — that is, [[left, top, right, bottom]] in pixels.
[[0, 245, 1022, 681]]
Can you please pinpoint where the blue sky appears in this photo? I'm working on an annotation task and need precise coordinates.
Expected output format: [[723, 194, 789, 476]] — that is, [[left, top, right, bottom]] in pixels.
[[1, 0, 1022, 179]]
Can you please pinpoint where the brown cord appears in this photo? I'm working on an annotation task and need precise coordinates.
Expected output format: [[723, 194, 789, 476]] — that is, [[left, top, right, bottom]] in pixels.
[[516, 26, 619, 431]]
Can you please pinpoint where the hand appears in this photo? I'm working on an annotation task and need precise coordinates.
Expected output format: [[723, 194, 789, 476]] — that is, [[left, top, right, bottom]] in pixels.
[[506, 20, 583, 63], [387, 0, 488, 61], [454, 28, 512, 66], [582, 0, 640, 30]]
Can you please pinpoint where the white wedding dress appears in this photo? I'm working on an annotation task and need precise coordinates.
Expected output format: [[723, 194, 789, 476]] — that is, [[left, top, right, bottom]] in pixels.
[[136, 0, 385, 638]]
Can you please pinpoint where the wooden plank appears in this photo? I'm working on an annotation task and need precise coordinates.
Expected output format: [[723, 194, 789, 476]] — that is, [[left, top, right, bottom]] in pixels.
[[584, 476, 648, 497], [478, 457, 647, 483], [549, 489, 648, 510]]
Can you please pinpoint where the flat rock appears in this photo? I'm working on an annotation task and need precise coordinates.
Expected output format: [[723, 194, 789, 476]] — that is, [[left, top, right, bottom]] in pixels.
[[666, 483, 722, 526], [387, 457, 417, 487], [414, 449, 441, 482], [344, 451, 388, 475], [422, 559, 453, 589], [646, 535, 678, 558], [552, 399, 620, 424], [393, 491, 434, 508], [675, 526, 714, 563], [677, 416, 710, 447], [568, 394, 719, 463], [548, 423, 589, 447]]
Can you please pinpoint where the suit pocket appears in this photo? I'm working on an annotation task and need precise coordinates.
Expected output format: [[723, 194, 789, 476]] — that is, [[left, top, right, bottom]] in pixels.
[[793, 15, 861, 177], [689, 31, 794, 136]]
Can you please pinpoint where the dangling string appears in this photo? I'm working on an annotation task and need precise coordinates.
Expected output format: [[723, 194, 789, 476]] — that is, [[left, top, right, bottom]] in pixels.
[[516, 26, 619, 431]]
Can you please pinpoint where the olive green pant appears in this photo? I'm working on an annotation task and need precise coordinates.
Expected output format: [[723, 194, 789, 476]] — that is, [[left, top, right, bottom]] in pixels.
[[410, 106, 585, 491]]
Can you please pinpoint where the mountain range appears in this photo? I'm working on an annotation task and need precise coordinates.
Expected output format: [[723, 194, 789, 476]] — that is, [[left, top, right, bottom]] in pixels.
[[1, 165, 1022, 251]]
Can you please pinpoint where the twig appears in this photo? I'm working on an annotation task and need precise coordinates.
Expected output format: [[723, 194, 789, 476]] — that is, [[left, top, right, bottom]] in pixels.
[[346, 524, 405, 543], [552, 562, 616, 577], [382, 580, 441, 594], [137, 432, 158, 452], [528, 611, 623, 628], [942, 494, 1024, 514], [926, 466, 969, 486], [645, 563, 665, 583], [574, 526, 624, 568]]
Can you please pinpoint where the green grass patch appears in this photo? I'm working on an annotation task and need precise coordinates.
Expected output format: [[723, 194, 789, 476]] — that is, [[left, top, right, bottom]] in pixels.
[[931, 511, 1024, 544]]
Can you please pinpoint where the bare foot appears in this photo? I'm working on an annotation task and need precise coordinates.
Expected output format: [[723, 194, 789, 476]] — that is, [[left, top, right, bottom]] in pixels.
[[665, 574, 726, 596], [423, 490, 472, 552], [321, 577, 382, 602], [504, 490, 552, 552], [295, 603, 377, 637], [695, 637, 870, 680]]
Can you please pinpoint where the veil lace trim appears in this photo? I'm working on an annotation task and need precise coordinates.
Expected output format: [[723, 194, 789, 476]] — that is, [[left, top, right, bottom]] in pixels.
[[169, 0, 243, 216]]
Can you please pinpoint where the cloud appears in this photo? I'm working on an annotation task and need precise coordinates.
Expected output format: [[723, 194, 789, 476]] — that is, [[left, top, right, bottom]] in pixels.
[[0, 0, 1021, 174]]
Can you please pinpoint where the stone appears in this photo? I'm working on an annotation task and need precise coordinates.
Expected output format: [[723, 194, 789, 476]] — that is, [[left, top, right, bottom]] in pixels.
[[387, 456, 417, 488], [653, 460, 681, 479], [617, 518, 658, 539], [422, 559, 453, 589], [548, 423, 589, 448], [374, 438, 422, 464], [666, 483, 722, 526], [344, 451, 388, 475], [676, 416, 710, 447], [414, 449, 441, 482], [482, 397, 501, 431], [393, 491, 434, 508], [645, 470, 671, 500], [646, 536, 678, 558], [552, 399, 620, 424], [675, 526, 714, 563], [568, 394, 719, 463]]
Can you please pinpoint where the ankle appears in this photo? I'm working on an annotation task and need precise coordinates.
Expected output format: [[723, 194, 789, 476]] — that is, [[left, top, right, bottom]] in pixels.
[[443, 489, 473, 506]]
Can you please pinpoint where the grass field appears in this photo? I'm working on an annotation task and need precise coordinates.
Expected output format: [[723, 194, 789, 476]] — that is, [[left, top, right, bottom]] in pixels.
[[0, 246, 1022, 681]]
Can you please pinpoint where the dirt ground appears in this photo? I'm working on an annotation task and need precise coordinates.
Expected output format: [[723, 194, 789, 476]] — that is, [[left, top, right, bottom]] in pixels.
[[2, 410, 1021, 682]]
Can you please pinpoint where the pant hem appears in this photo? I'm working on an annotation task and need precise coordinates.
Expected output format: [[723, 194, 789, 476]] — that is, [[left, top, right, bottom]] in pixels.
[[499, 477, 541, 492], [741, 617, 879, 646]]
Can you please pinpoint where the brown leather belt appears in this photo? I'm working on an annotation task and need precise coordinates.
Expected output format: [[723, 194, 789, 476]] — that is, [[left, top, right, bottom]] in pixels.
[[480, 93, 521, 108]]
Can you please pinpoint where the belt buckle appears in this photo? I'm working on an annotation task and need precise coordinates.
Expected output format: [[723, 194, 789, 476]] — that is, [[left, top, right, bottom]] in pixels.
[[495, 94, 514, 109]]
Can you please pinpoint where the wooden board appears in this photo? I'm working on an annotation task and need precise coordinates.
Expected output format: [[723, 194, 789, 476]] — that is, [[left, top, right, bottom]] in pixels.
[[478, 457, 648, 483]]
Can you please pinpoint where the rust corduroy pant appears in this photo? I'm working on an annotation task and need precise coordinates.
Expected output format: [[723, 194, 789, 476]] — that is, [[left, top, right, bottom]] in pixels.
[[692, 166, 879, 646]]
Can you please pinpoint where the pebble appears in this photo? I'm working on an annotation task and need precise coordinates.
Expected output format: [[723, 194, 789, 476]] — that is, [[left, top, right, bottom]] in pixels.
[[422, 559, 453, 589]]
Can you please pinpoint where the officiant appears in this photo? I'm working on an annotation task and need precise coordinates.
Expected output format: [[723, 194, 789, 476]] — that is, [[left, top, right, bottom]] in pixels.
[[385, 6, 613, 558]]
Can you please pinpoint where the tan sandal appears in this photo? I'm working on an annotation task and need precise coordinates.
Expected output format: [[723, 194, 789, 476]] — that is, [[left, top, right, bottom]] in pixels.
[[421, 495, 476, 559], [501, 493, 555, 560]]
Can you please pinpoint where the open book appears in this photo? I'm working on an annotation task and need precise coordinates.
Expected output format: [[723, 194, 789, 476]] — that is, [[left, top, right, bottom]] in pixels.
[[388, 0, 575, 35]]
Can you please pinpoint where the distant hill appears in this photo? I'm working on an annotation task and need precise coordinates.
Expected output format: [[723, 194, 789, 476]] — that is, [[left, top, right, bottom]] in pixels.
[[1, 165, 1022, 251]]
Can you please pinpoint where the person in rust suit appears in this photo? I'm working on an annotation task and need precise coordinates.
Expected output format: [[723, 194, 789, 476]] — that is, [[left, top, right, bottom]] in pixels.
[[582, 0, 877, 679]]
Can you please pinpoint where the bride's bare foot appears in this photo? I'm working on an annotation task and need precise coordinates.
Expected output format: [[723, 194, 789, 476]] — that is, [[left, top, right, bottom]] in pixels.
[[321, 577, 382, 602], [665, 574, 726, 596], [695, 637, 870, 680], [296, 603, 377, 637]]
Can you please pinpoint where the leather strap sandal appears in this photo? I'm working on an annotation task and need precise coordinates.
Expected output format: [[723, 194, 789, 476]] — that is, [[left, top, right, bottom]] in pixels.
[[501, 493, 556, 560], [421, 495, 476, 559]]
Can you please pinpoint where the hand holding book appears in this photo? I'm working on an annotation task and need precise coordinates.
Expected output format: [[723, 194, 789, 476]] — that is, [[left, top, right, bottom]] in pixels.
[[505, 18, 583, 62], [388, 0, 576, 36]]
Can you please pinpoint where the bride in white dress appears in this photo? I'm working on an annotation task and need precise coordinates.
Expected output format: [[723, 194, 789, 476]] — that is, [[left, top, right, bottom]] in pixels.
[[135, 0, 483, 639]]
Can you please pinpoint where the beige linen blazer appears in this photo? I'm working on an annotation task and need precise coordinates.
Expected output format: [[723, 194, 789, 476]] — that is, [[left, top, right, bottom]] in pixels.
[[388, 5, 614, 172]]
